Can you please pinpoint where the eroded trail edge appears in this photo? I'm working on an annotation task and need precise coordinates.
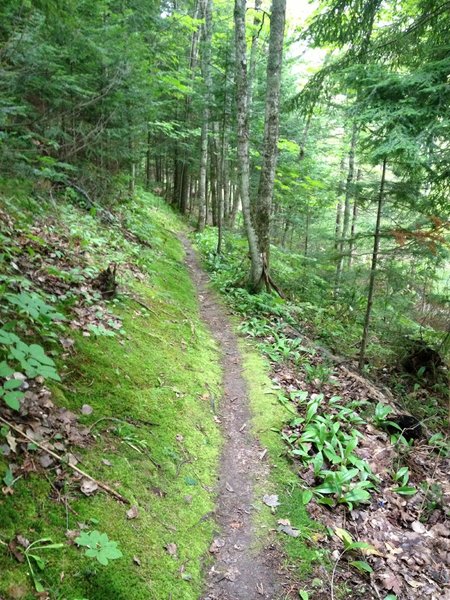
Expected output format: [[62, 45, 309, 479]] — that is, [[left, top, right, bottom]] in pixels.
[[180, 234, 282, 600]]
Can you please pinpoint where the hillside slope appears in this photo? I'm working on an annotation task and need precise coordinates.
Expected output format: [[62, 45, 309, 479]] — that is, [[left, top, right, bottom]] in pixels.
[[0, 192, 222, 599]]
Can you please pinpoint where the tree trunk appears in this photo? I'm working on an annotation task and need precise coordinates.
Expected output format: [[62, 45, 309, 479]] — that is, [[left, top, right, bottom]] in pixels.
[[234, 0, 264, 289], [281, 217, 289, 248], [304, 210, 310, 256], [299, 112, 312, 160], [229, 183, 240, 229], [358, 157, 387, 370], [210, 152, 218, 226], [254, 0, 286, 290], [197, 0, 213, 232], [335, 123, 358, 293], [248, 0, 263, 117], [180, 164, 189, 214], [146, 128, 152, 189], [348, 168, 361, 268]]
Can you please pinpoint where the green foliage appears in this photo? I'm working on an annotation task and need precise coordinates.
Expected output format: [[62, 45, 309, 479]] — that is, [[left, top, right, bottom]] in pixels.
[[0, 329, 60, 382], [75, 531, 123, 566], [0, 324, 60, 410], [391, 466, 417, 496], [333, 527, 376, 578], [4, 291, 65, 324], [0, 376, 24, 410], [23, 538, 65, 592], [0, 192, 223, 599], [283, 394, 376, 510], [3, 467, 15, 487]]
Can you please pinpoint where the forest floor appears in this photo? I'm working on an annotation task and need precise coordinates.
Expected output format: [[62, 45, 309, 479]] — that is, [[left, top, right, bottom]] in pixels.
[[0, 190, 448, 600], [180, 233, 286, 600]]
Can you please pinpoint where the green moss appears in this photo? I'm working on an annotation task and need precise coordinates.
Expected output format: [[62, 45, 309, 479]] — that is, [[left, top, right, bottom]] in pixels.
[[0, 193, 221, 599], [241, 346, 325, 578]]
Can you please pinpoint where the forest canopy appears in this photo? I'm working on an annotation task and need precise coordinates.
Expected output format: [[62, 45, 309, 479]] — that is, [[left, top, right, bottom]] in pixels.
[[2, 0, 448, 367]]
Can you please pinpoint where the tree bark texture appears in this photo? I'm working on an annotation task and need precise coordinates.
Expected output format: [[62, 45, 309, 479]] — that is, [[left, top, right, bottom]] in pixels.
[[358, 157, 387, 370]]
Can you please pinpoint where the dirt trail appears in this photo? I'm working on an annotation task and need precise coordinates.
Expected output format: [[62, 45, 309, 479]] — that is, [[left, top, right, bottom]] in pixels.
[[180, 234, 283, 600]]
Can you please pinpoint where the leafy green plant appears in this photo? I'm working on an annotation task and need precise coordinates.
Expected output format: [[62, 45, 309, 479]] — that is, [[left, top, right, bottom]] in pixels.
[[238, 317, 273, 338], [0, 329, 60, 382], [283, 394, 376, 509], [3, 467, 15, 487], [303, 361, 333, 384], [113, 424, 149, 453], [428, 432, 449, 456], [259, 334, 310, 363], [87, 324, 116, 337], [420, 481, 444, 519], [4, 291, 65, 325], [0, 371, 24, 410], [391, 466, 416, 495], [23, 538, 65, 592], [75, 531, 123, 565], [331, 528, 375, 595], [373, 402, 394, 427]]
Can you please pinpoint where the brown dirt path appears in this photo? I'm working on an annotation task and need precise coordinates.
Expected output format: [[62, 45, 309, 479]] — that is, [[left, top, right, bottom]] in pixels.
[[179, 234, 284, 600]]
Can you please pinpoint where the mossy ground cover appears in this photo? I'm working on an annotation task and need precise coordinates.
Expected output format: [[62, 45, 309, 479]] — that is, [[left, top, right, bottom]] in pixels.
[[241, 348, 326, 582], [0, 192, 222, 599]]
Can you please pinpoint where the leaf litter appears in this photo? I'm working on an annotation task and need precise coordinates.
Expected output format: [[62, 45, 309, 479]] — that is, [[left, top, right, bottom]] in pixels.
[[0, 207, 148, 509], [270, 349, 449, 599]]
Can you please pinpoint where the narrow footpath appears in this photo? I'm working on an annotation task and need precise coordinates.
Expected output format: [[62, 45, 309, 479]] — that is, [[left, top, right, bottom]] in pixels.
[[179, 234, 284, 600]]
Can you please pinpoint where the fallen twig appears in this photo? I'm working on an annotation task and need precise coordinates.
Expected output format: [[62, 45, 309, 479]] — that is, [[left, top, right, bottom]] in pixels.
[[330, 549, 345, 600], [88, 416, 157, 433], [124, 294, 158, 315], [0, 416, 129, 504]]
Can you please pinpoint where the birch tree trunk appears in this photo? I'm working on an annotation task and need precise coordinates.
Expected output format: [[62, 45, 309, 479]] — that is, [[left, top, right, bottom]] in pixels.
[[358, 157, 387, 370], [248, 0, 263, 118], [234, 0, 264, 289], [197, 0, 213, 232], [254, 0, 286, 290]]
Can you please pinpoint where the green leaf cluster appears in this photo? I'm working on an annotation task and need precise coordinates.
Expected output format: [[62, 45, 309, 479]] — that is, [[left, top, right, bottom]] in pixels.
[[75, 531, 123, 566]]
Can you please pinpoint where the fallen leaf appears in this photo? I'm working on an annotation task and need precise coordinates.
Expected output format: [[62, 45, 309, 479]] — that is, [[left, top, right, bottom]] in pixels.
[[150, 486, 166, 497], [65, 530, 80, 541], [39, 454, 54, 469], [165, 543, 177, 557], [263, 494, 280, 508], [6, 432, 17, 453], [8, 539, 24, 563], [126, 505, 139, 520], [404, 575, 423, 588], [133, 556, 141, 566], [66, 453, 78, 466], [277, 522, 300, 537], [16, 535, 30, 548], [379, 572, 403, 595], [209, 538, 225, 554], [411, 521, 426, 534], [80, 478, 98, 496]]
